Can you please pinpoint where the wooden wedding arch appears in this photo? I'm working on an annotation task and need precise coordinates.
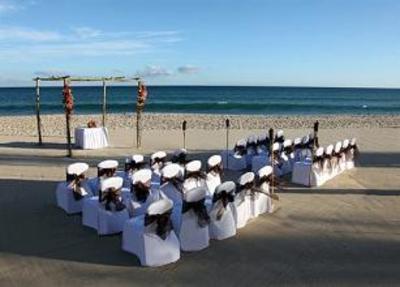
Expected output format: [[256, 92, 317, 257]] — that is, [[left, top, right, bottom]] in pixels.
[[33, 75, 143, 157]]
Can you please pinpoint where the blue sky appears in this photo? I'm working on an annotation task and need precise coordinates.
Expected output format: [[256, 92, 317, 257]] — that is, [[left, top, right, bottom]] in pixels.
[[0, 0, 399, 87]]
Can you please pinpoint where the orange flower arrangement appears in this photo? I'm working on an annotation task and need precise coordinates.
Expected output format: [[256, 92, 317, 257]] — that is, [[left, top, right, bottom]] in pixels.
[[87, 120, 97, 128]]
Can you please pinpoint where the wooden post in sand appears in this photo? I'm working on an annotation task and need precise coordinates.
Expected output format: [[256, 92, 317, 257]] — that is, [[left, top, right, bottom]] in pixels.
[[102, 80, 107, 127], [182, 120, 187, 149], [35, 78, 43, 145], [313, 121, 319, 150]]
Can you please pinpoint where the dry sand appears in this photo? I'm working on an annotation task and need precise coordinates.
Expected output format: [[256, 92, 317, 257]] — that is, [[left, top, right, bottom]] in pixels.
[[0, 113, 400, 286]]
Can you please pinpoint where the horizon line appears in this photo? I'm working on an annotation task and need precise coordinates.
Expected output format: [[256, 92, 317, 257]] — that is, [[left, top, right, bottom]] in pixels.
[[1, 84, 400, 90]]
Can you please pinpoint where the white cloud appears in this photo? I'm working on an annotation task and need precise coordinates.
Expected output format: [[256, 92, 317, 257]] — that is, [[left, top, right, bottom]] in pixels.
[[0, 1, 17, 13], [0, 0, 35, 14], [136, 30, 180, 39], [73, 26, 102, 39], [0, 26, 182, 59], [177, 65, 201, 74], [0, 26, 61, 41], [136, 65, 173, 78]]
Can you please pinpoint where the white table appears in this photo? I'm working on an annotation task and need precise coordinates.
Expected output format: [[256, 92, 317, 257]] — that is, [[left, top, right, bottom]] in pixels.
[[75, 127, 109, 150]]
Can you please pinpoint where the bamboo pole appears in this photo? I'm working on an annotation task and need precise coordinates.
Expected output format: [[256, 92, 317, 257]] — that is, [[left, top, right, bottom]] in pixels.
[[64, 78, 72, 157], [136, 81, 142, 149], [102, 80, 107, 127], [35, 78, 43, 145]]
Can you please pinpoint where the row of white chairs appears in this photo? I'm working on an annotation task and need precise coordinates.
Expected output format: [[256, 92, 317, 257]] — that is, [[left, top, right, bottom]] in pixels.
[[292, 138, 358, 187], [56, 153, 277, 266], [221, 131, 314, 173]]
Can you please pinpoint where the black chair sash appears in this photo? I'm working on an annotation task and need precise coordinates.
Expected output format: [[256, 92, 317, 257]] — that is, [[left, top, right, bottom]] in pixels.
[[258, 174, 272, 186], [207, 164, 223, 176], [98, 168, 116, 178], [234, 145, 247, 156], [67, 173, 85, 201], [212, 190, 235, 220], [258, 138, 267, 147], [274, 136, 285, 144], [101, 187, 126, 211], [125, 161, 147, 172], [182, 198, 210, 227], [124, 161, 131, 172], [247, 142, 257, 150], [151, 157, 165, 166], [283, 146, 293, 155], [236, 181, 254, 204], [172, 154, 187, 165], [313, 155, 324, 169], [131, 182, 150, 203], [144, 209, 173, 240]]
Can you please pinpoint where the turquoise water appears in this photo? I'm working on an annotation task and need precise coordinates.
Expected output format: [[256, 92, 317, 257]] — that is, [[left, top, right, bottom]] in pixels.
[[1, 86, 400, 116]]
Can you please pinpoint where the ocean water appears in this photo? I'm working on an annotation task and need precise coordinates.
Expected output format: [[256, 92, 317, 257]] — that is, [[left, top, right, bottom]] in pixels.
[[0, 86, 400, 116]]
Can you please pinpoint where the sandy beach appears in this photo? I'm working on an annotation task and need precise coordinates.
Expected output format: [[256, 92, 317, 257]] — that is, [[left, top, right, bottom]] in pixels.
[[1, 113, 400, 137], [0, 112, 400, 286]]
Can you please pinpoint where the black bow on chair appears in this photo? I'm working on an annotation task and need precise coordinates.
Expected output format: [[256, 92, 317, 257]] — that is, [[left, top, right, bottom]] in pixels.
[[132, 182, 150, 203], [207, 164, 223, 176], [67, 173, 85, 201], [234, 145, 247, 156], [101, 187, 126, 211], [313, 153, 324, 170], [98, 168, 116, 178], [182, 199, 210, 227], [144, 209, 173, 240], [212, 190, 235, 220]]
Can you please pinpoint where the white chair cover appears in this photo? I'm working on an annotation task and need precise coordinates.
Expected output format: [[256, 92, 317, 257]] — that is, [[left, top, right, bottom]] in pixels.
[[232, 192, 251, 229], [122, 187, 163, 218], [122, 216, 180, 267], [339, 153, 347, 173], [345, 150, 355, 170], [209, 202, 236, 240], [55, 181, 92, 214], [291, 160, 325, 187], [97, 207, 130, 235], [161, 182, 183, 232], [221, 150, 247, 171], [151, 169, 162, 188], [250, 184, 273, 217], [87, 177, 101, 196], [82, 196, 100, 230], [206, 172, 221, 197], [183, 177, 207, 194], [82, 196, 129, 235], [179, 209, 210, 251], [298, 148, 312, 162], [280, 153, 292, 175], [251, 154, 269, 173], [322, 158, 334, 180]]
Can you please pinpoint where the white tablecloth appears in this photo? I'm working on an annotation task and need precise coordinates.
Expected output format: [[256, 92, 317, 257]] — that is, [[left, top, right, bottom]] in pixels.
[[75, 127, 109, 150]]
